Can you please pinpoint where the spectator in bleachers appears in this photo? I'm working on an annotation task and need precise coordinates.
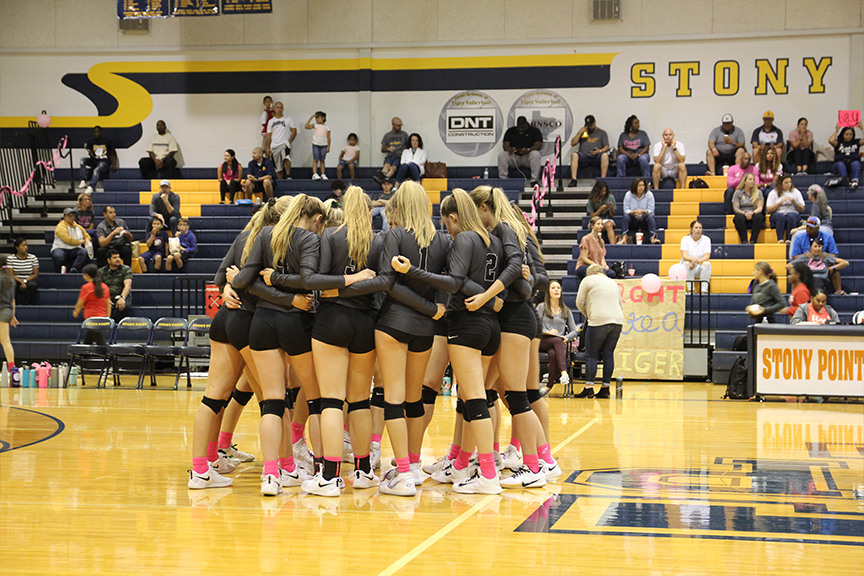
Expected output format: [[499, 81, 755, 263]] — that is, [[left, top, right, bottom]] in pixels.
[[651, 128, 686, 189], [829, 122, 863, 188], [731, 174, 765, 244], [575, 216, 616, 279], [750, 111, 783, 165], [679, 220, 712, 286], [622, 178, 661, 244], [78, 126, 115, 194], [52, 208, 92, 273], [755, 146, 782, 189], [324, 179, 346, 203], [766, 175, 805, 243], [723, 152, 758, 213], [9, 239, 38, 306], [138, 120, 178, 180], [395, 133, 426, 187], [96, 205, 133, 268], [259, 96, 273, 146], [149, 179, 181, 234], [568, 115, 609, 186], [166, 217, 196, 271], [789, 237, 848, 295], [789, 216, 837, 260], [790, 185, 833, 247], [244, 147, 276, 202], [74, 193, 97, 244], [616, 115, 650, 179], [0, 255, 18, 367], [498, 116, 543, 186], [218, 149, 242, 204], [536, 280, 578, 388], [337, 133, 359, 180], [371, 178, 394, 231], [264, 102, 297, 179], [98, 249, 132, 321], [306, 111, 331, 180], [746, 262, 785, 324], [72, 264, 111, 344], [706, 113, 746, 175], [574, 264, 624, 399], [375, 117, 408, 184], [585, 180, 617, 244], [788, 118, 815, 175], [138, 217, 169, 273], [791, 289, 839, 324], [783, 261, 814, 318]]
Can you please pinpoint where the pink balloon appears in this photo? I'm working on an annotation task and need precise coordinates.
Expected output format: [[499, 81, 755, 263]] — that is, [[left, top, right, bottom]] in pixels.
[[36, 114, 51, 128], [668, 263, 688, 281], [641, 273, 662, 294]]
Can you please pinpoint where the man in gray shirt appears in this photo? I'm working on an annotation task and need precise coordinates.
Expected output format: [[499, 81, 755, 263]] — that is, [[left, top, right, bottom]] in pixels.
[[149, 179, 182, 234], [706, 113, 746, 175], [569, 114, 610, 185], [374, 117, 408, 183], [96, 205, 133, 267]]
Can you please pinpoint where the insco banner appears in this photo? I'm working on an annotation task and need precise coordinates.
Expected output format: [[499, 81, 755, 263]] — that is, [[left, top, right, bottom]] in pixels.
[[756, 334, 864, 397], [221, 0, 272, 14], [611, 279, 685, 381]]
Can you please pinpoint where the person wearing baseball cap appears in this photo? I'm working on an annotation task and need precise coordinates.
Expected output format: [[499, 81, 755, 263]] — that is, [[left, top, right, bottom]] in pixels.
[[568, 114, 610, 186], [51, 207, 92, 273], [789, 214, 837, 260], [751, 110, 784, 165], [148, 179, 182, 234], [706, 113, 745, 175]]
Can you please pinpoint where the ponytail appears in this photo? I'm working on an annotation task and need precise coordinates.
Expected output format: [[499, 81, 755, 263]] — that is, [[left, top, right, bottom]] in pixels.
[[340, 186, 373, 268], [755, 261, 777, 282], [469, 185, 527, 248], [395, 181, 436, 249], [271, 194, 325, 266], [83, 263, 103, 298], [241, 196, 292, 265], [440, 189, 490, 247]]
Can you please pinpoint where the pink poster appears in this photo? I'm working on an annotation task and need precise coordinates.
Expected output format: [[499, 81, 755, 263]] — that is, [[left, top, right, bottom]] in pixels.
[[838, 110, 861, 127]]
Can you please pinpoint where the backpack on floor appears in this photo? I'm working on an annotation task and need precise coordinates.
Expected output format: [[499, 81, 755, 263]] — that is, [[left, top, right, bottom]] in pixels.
[[723, 356, 749, 399], [689, 178, 709, 189]]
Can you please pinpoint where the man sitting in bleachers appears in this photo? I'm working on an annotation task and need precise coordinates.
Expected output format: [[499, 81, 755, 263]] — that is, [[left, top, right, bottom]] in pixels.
[[138, 120, 178, 180], [651, 128, 686, 189], [98, 249, 133, 321], [149, 180, 182, 234], [706, 114, 745, 175], [96, 205, 133, 268], [788, 217, 846, 294], [243, 147, 276, 202]]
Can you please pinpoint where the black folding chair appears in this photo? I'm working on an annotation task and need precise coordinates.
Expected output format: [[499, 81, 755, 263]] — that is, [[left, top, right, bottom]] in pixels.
[[67, 317, 115, 388], [142, 317, 187, 389], [107, 317, 153, 388], [175, 317, 212, 390]]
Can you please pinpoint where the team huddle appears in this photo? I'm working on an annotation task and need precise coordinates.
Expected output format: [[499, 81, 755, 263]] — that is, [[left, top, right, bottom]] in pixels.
[[188, 182, 561, 497]]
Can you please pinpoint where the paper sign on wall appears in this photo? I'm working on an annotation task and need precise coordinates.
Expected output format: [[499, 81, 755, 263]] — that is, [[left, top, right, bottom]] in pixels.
[[838, 110, 861, 127]]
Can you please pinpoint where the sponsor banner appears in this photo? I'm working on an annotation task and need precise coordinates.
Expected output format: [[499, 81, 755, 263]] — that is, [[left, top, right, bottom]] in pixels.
[[612, 279, 685, 381], [173, 0, 219, 16], [438, 91, 502, 157], [508, 89, 572, 156], [222, 0, 272, 14], [118, 0, 170, 18], [756, 333, 864, 397]]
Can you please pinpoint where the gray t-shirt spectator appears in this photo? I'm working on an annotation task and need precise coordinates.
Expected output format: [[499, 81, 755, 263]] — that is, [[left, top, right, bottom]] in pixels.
[[811, 204, 832, 231], [381, 130, 409, 157], [617, 130, 651, 155], [731, 188, 763, 212], [577, 129, 609, 155], [150, 191, 181, 220], [709, 125, 746, 154], [96, 217, 132, 248]]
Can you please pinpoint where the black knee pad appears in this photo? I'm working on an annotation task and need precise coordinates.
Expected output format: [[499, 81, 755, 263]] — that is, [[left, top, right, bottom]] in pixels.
[[384, 401, 404, 420], [201, 395, 226, 415], [527, 388, 543, 404], [348, 399, 371, 412], [232, 389, 254, 407], [421, 385, 438, 405], [504, 390, 532, 415], [464, 398, 491, 422], [486, 388, 499, 408], [371, 387, 385, 409], [405, 400, 424, 418], [320, 397, 344, 412], [307, 398, 322, 415], [456, 398, 464, 414], [289, 387, 301, 403], [285, 390, 294, 410], [259, 398, 286, 418]]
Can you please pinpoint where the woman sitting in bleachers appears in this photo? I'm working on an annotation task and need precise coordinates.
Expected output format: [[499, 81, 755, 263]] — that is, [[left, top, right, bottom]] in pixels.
[[585, 181, 617, 244], [787, 118, 815, 175], [755, 146, 782, 189], [576, 216, 616, 279], [731, 173, 764, 244], [765, 175, 805, 243], [622, 178, 660, 244], [789, 184, 833, 250], [536, 280, 579, 388], [789, 237, 849, 296], [828, 122, 863, 188]]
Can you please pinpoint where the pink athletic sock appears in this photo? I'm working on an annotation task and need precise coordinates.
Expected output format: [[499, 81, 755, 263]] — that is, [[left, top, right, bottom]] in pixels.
[[493, 442, 500, 453], [218, 431, 233, 450], [192, 457, 209, 475], [263, 460, 279, 477], [344, 423, 349, 431], [395, 457, 411, 474], [371, 433, 383, 443], [524, 453, 540, 474], [291, 422, 305, 444], [478, 453, 496, 479], [280, 456, 295, 472], [455, 449, 472, 470], [408, 452, 421, 464], [207, 441, 219, 463], [538, 443, 554, 465], [448, 444, 461, 461], [510, 438, 521, 451]]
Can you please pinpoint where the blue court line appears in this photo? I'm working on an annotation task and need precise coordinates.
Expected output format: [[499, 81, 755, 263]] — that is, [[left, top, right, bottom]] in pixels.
[[0, 406, 66, 453]]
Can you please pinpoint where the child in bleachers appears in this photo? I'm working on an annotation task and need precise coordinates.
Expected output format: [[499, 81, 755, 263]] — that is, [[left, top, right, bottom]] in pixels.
[[305, 111, 331, 180], [166, 217, 197, 271], [138, 218, 169, 272], [337, 133, 359, 180]]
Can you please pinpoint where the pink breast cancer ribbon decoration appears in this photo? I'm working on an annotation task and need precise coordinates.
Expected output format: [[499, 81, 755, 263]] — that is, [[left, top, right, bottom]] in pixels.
[[0, 135, 68, 205]]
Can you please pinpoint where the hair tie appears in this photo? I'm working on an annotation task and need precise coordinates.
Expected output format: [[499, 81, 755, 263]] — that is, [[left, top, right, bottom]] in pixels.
[[267, 198, 276, 207]]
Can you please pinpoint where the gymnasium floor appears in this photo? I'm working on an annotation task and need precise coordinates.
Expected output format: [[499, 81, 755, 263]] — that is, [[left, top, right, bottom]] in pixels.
[[1, 379, 862, 576]]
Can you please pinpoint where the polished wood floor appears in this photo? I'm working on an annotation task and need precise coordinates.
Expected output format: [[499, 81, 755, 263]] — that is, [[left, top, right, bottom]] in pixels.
[[1, 378, 862, 576]]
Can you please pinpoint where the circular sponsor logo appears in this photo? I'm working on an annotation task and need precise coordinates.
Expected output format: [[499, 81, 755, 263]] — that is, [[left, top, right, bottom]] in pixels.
[[438, 91, 503, 157], [507, 89, 573, 156]]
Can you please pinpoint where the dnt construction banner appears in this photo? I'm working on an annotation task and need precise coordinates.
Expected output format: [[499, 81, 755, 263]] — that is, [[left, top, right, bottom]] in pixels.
[[611, 279, 685, 381]]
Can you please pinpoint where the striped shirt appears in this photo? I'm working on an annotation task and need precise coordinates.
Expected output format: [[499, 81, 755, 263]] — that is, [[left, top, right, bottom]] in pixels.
[[8, 253, 38, 279]]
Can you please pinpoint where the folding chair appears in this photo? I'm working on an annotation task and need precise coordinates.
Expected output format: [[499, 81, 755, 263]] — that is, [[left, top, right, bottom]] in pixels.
[[107, 317, 153, 388], [142, 317, 187, 389], [66, 317, 115, 388], [175, 317, 212, 390]]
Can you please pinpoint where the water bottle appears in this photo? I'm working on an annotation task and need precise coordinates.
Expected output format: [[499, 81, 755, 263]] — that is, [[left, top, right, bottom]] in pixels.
[[86, 241, 94, 259], [29, 365, 37, 388], [37, 363, 49, 388], [69, 366, 79, 387], [61, 265, 66, 274], [442, 376, 452, 396], [1, 362, 7, 388], [10, 365, 20, 388], [59, 364, 68, 388], [22, 367, 30, 388], [615, 377, 623, 399], [50, 365, 59, 388], [483, 168, 489, 179]]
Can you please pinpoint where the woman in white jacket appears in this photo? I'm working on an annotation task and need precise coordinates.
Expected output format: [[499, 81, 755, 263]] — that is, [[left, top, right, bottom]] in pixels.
[[394, 133, 426, 187]]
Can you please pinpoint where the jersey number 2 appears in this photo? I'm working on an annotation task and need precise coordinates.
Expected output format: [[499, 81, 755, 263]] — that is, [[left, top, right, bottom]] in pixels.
[[484, 253, 498, 282]]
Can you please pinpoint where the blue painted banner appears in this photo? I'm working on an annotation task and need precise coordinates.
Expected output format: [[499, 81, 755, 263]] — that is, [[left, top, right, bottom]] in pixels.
[[172, 0, 219, 16], [117, 0, 170, 18], [221, 0, 272, 14]]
